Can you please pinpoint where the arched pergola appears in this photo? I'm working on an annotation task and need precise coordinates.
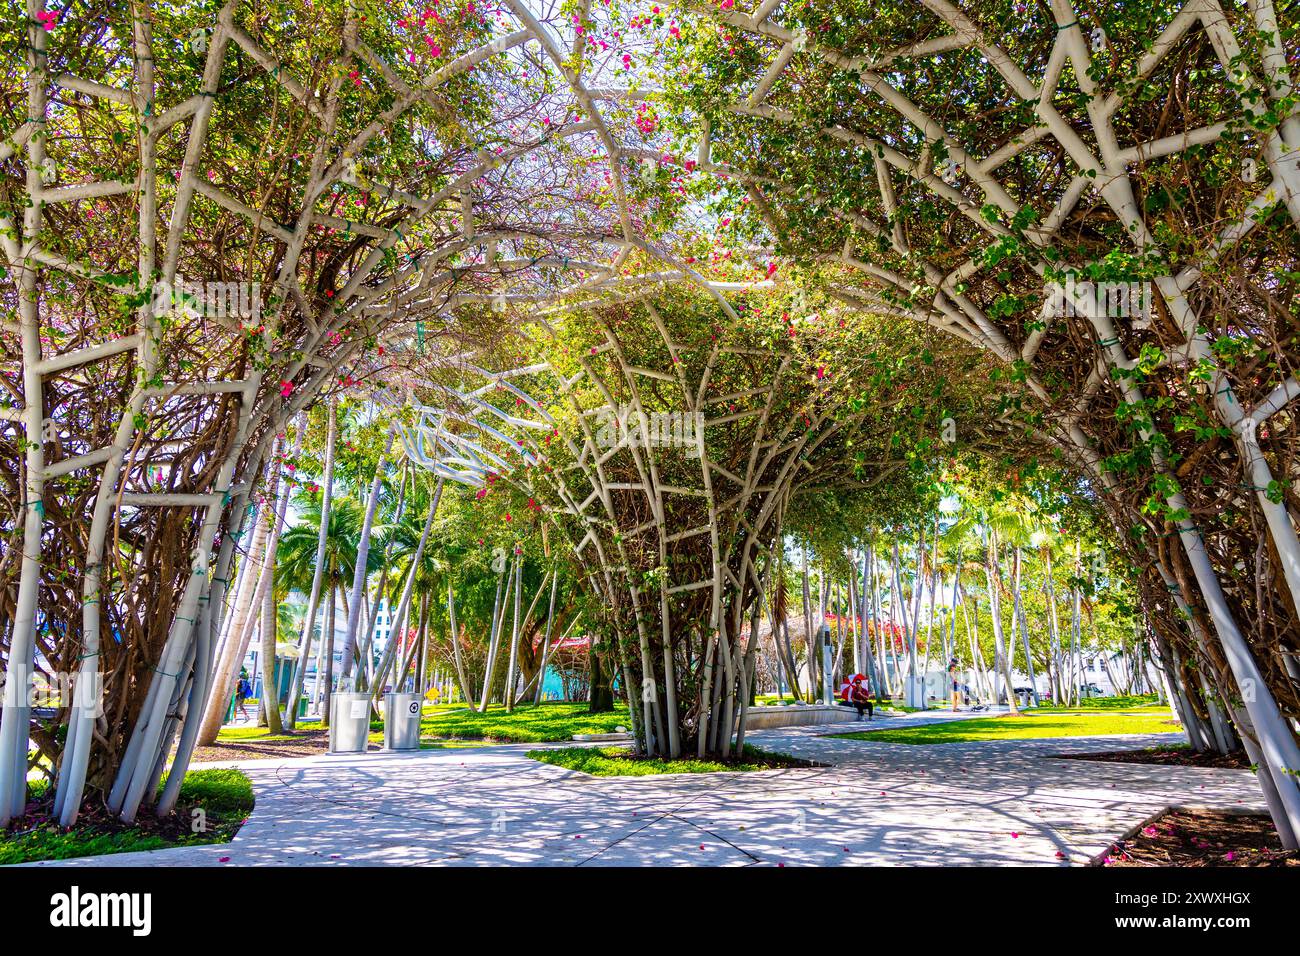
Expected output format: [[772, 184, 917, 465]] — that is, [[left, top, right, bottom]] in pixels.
[[400, 286, 927, 759], [0, 0, 732, 825], [2, 0, 1298, 851], [654, 0, 1300, 845]]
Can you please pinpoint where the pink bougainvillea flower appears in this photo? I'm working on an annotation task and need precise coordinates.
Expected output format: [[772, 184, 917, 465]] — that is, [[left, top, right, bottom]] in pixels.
[[1010, 832, 1020, 838], [37, 10, 57, 30], [279, 380, 293, 398]]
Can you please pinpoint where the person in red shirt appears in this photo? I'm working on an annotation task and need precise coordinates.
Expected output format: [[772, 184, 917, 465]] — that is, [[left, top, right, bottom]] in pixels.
[[851, 679, 874, 721]]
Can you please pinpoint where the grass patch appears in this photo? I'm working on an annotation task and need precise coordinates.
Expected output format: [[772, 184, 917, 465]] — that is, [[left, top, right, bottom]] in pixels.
[[1, 768, 254, 865], [527, 744, 816, 776], [835, 709, 1178, 745], [419, 702, 628, 743], [418, 740, 491, 750], [215, 726, 306, 743], [1034, 693, 1161, 710]]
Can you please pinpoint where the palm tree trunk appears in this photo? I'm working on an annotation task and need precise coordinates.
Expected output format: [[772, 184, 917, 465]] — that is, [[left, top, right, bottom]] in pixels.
[[285, 408, 336, 728], [504, 554, 524, 712], [531, 570, 560, 705], [339, 426, 397, 684], [478, 562, 512, 712], [886, 545, 903, 695], [1042, 546, 1064, 702], [1012, 547, 1041, 706], [370, 478, 443, 699], [801, 547, 815, 700], [255, 425, 303, 735], [197, 494, 272, 745], [862, 545, 883, 701], [209, 500, 262, 678], [320, 587, 338, 727], [259, 576, 284, 734], [416, 598, 430, 694], [447, 585, 473, 706], [985, 533, 1019, 714]]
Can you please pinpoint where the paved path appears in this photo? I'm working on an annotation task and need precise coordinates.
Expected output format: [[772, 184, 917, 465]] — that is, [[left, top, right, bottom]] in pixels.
[[19, 712, 1265, 867]]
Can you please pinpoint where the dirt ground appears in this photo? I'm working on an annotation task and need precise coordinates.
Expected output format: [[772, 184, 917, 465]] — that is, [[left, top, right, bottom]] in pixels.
[[1097, 808, 1299, 867], [1056, 745, 1250, 770], [190, 730, 339, 764]]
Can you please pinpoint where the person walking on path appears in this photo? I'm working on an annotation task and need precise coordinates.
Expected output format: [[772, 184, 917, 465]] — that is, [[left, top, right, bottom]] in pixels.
[[235, 671, 253, 720], [948, 658, 962, 712]]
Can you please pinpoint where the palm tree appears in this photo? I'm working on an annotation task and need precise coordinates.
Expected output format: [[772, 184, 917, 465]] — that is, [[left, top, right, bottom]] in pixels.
[[339, 427, 397, 685], [276, 495, 369, 722], [945, 492, 1044, 713], [284, 399, 336, 729], [370, 477, 444, 696]]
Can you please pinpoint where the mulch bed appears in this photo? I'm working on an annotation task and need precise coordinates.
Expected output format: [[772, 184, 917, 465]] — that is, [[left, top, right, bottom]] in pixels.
[[191, 729, 335, 763], [1056, 745, 1251, 769], [1096, 808, 1300, 867], [9, 795, 223, 844]]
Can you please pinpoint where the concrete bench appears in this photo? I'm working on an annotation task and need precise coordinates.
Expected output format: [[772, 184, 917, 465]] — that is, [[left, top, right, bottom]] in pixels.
[[742, 703, 861, 730]]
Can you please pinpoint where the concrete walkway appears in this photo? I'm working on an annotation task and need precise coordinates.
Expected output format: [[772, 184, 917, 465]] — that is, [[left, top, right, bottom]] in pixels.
[[19, 712, 1265, 867]]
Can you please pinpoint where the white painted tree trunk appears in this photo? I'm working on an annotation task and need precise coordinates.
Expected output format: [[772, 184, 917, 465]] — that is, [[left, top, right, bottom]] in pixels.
[[477, 563, 511, 712], [531, 570, 560, 705], [197, 499, 271, 745], [339, 427, 396, 683], [285, 400, 337, 728], [1012, 548, 1040, 706], [985, 533, 1018, 714]]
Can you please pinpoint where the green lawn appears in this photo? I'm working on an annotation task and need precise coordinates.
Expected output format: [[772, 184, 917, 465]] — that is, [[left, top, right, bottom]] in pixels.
[[215, 725, 307, 742], [1034, 693, 1161, 710], [214, 702, 618, 746], [420, 702, 629, 743], [835, 707, 1178, 745], [527, 744, 813, 776], [1, 768, 254, 865]]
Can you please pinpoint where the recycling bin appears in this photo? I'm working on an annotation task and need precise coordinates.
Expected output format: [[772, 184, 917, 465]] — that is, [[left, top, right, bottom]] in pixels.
[[329, 692, 371, 753], [384, 692, 423, 751]]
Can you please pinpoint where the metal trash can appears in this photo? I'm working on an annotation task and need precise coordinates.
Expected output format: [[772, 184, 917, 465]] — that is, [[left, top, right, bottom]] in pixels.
[[329, 692, 371, 753], [384, 692, 423, 751]]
